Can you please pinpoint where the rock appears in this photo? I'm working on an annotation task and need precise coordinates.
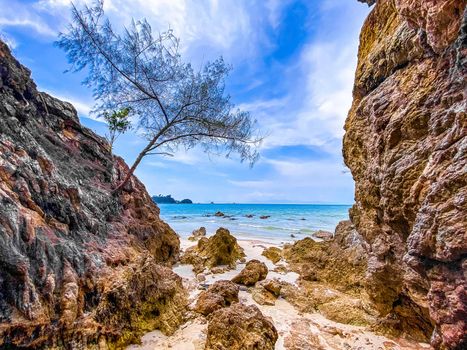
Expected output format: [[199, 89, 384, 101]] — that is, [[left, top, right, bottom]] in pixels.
[[196, 274, 206, 282], [214, 211, 225, 217], [194, 280, 239, 316], [252, 287, 276, 306], [181, 227, 245, 273], [261, 246, 282, 264], [232, 259, 268, 286], [0, 40, 185, 348], [188, 226, 207, 241], [252, 279, 282, 306], [205, 303, 278, 350], [260, 279, 282, 297], [312, 230, 333, 241], [245, 214, 254, 218], [345, 1, 466, 347], [283, 319, 324, 350], [280, 281, 376, 326], [283, 220, 367, 293], [290, 234, 296, 238], [259, 215, 270, 219]]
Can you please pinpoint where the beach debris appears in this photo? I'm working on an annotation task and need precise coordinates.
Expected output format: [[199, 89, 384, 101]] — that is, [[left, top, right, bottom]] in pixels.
[[205, 303, 278, 350], [188, 226, 207, 241], [194, 280, 239, 316], [259, 215, 270, 219], [181, 227, 245, 273], [261, 247, 282, 264], [312, 230, 333, 241], [232, 259, 268, 286]]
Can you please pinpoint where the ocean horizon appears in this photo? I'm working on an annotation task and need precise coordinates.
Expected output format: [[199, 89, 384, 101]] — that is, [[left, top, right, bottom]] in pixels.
[[158, 203, 352, 243]]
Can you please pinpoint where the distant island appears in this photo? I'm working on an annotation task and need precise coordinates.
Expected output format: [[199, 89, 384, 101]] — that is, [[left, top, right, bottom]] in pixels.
[[152, 194, 193, 204]]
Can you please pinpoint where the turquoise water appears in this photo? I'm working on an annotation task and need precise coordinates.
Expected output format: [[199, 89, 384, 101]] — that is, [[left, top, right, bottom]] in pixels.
[[158, 203, 351, 243]]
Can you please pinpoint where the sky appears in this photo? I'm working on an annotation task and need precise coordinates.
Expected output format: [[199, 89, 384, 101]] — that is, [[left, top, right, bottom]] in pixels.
[[0, 0, 371, 204]]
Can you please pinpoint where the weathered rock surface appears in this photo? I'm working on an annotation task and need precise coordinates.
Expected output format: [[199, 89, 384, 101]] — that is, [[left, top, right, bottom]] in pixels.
[[252, 279, 281, 306], [344, 1, 466, 347], [283, 220, 368, 294], [205, 303, 278, 350], [261, 246, 282, 263], [188, 226, 206, 241], [194, 280, 239, 316], [232, 259, 268, 286], [312, 230, 334, 241], [181, 227, 245, 273], [0, 41, 186, 348]]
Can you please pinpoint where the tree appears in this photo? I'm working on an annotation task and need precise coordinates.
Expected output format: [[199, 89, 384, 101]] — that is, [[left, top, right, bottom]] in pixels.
[[57, 1, 262, 193], [103, 107, 131, 151]]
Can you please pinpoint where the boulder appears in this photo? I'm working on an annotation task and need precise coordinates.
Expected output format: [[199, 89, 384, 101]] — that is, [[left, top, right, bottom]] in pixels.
[[312, 230, 333, 241], [205, 303, 278, 350], [188, 226, 207, 241], [214, 211, 225, 217], [252, 280, 281, 306], [283, 220, 367, 293], [194, 280, 239, 316], [181, 228, 245, 273], [261, 246, 282, 264], [232, 259, 268, 286]]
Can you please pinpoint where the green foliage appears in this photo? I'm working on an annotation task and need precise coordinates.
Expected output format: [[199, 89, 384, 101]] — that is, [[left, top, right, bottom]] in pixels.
[[103, 108, 131, 151]]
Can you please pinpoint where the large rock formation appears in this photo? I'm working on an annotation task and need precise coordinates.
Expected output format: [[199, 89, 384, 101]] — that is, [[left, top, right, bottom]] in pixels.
[[0, 41, 186, 348], [344, 1, 466, 348]]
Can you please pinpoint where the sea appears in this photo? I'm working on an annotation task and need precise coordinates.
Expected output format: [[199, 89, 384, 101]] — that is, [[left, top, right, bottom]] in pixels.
[[158, 203, 351, 244]]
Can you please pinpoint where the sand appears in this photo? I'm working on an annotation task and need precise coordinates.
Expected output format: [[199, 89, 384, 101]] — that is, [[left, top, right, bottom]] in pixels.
[[127, 237, 433, 350]]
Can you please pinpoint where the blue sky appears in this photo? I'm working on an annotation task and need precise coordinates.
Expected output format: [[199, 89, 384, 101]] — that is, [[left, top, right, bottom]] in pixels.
[[0, 0, 370, 204]]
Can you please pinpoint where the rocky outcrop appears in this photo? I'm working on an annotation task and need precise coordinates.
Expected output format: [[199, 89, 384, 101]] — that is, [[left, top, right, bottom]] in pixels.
[[344, 1, 466, 348], [194, 280, 239, 316], [283, 220, 368, 294], [181, 227, 245, 273], [0, 41, 186, 348], [205, 303, 278, 350], [232, 259, 268, 286]]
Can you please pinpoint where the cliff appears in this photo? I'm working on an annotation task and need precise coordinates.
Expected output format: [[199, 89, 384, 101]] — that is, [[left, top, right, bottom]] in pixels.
[[0, 41, 186, 348], [344, 1, 466, 349]]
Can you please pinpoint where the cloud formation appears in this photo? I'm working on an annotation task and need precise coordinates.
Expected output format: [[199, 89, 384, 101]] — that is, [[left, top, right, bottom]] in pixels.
[[0, 0, 370, 203]]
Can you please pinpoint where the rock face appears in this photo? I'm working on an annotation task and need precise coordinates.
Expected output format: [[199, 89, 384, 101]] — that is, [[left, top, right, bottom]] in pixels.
[[232, 259, 268, 286], [344, 1, 466, 348], [205, 303, 278, 350], [181, 227, 245, 273], [0, 41, 186, 348]]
